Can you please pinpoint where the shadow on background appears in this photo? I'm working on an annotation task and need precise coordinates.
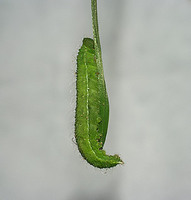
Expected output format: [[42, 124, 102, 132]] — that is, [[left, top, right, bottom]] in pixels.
[[67, 178, 121, 200], [67, 188, 118, 200], [105, 0, 127, 75], [68, 193, 117, 200]]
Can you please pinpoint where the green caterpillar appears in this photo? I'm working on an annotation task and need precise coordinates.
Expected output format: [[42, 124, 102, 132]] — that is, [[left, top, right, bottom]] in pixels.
[[75, 38, 123, 168], [75, 0, 123, 168]]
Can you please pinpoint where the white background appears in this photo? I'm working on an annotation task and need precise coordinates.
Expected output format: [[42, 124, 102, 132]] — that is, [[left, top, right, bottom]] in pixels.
[[0, 0, 191, 200]]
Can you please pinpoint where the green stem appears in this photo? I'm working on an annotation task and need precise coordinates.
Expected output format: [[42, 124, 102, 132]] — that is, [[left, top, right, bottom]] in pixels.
[[91, 0, 103, 73]]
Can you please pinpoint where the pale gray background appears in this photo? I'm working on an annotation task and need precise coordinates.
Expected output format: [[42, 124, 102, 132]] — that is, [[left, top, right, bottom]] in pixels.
[[0, 0, 191, 200]]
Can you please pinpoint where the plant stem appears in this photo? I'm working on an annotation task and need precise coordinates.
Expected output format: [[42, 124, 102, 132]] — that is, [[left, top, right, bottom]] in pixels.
[[91, 0, 103, 73]]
